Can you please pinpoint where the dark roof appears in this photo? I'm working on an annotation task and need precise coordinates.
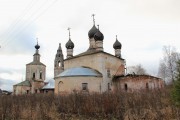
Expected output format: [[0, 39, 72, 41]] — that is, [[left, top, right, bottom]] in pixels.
[[14, 80, 31, 87], [26, 61, 46, 66], [32, 79, 46, 82], [65, 50, 124, 61], [113, 74, 162, 81]]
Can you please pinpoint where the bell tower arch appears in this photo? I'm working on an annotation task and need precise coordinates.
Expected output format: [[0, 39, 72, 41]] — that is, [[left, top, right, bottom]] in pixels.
[[54, 43, 64, 77]]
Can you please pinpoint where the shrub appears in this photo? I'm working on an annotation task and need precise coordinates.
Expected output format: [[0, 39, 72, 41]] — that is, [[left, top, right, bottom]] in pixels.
[[0, 87, 179, 119], [172, 61, 180, 106]]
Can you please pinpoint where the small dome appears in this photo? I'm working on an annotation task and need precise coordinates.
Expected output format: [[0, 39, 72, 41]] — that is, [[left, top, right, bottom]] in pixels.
[[94, 29, 104, 41], [66, 39, 74, 49], [35, 44, 40, 50], [113, 37, 122, 49], [88, 25, 98, 39]]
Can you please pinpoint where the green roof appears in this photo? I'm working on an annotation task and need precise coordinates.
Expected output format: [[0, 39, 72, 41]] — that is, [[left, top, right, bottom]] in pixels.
[[14, 80, 31, 87]]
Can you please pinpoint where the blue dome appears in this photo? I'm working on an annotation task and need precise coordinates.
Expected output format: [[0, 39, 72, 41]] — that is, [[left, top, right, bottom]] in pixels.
[[57, 67, 102, 77]]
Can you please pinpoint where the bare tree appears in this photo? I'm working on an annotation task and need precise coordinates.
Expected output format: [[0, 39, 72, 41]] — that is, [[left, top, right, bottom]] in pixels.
[[158, 46, 180, 84], [127, 64, 147, 75]]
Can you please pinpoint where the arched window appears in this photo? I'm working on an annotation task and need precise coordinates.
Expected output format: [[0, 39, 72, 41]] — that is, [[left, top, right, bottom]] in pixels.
[[58, 61, 61, 67], [58, 81, 64, 94], [33, 73, 35, 79], [40, 72, 42, 79]]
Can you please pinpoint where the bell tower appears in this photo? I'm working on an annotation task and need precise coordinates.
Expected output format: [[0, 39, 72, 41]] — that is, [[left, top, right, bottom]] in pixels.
[[26, 39, 46, 81], [54, 43, 64, 77]]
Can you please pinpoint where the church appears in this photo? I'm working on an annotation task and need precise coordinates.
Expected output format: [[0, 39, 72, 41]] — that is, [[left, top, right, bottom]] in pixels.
[[13, 15, 164, 95], [54, 16, 164, 94]]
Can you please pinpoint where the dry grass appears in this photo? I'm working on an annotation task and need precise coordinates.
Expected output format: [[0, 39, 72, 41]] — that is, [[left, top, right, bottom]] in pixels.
[[0, 87, 179, 120]]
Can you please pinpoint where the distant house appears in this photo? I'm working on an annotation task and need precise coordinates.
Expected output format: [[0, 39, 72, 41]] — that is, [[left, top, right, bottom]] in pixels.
[[0, 89, 12, 95]]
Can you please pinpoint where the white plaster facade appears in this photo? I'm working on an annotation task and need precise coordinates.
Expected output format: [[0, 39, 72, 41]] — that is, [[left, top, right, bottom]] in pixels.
[[61, 52, 125, 92], [54, 20, 126, 94], [55, 76, 102, 94]]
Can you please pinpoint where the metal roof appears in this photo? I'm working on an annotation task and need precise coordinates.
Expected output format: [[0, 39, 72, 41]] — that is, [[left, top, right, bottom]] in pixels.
[[65, 50, 125, 61], [42, 79, 55, 89], [57, 67, 102, 77], [26, 61, 46, 66]]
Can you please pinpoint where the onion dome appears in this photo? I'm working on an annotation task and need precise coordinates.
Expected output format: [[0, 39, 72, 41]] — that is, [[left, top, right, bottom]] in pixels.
[[35, 43, 40, 50], [113, 35, 122, 49], [66, 39, 74, 49], [94, 29, 104, 41], [88, 25, 98, 39]]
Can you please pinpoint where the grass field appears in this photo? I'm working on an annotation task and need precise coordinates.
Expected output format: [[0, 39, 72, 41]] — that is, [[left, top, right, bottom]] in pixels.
[[0, 86, 179, 120]]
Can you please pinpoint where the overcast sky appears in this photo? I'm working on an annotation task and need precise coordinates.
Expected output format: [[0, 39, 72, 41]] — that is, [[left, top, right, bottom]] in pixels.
[[0, 0, 180, 91]]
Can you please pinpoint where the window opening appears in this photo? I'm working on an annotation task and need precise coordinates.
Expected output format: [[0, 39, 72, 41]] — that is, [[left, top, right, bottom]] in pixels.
[[124, 83, 128, 91], [146, 83, 149, 89], [33, 73, 35, 79], [108, 83, 111, 91], [58, 61, 61, 67], [107, 69, 111, 78], [82, 83, 88, 91], [40, 72, 42, 79], [35, 89, 38, 93]]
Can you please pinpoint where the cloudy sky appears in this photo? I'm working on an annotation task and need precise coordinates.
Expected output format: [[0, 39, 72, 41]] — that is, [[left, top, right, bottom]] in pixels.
[[0, 0, 180, 91]]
